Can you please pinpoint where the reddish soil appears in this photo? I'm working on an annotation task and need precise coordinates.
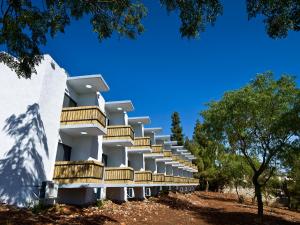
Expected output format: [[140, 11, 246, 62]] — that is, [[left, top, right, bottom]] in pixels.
[[0, 191, 299, 225]]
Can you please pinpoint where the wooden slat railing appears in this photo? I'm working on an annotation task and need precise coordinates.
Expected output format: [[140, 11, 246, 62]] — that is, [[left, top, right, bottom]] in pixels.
[[152, 173, 165, 182], [173, 176, 181, 183], [151, 144, 163, 153], [128, 137, 151, 149], [164, 175, 173, 183], [53, 160, 104, 184], [61, 106, 106, 128], [104, 167, 134, 183], [163, 151, 172, 157], [103, 126, 134, 141], [134, 171, 152, 182], [190, 178, 199, 184]]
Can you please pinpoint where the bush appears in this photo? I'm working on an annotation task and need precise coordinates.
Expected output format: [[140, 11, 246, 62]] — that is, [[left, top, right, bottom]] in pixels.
[[96, 200, 105, 208], [31, 202, 49, 214]]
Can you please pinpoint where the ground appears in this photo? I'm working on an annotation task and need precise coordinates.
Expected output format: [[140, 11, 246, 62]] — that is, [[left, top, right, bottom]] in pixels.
[[1, 191, 300, 225]]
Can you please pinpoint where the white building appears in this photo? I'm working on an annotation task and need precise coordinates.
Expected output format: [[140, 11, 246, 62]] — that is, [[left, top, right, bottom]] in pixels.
[[0, 55, 198, 207]]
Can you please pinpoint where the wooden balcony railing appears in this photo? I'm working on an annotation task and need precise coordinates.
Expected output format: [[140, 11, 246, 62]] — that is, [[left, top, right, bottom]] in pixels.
[[128, 137, 151, 149], [172, 155, 180, 162], [53, 160, 104, 184], [104, 167, 134, 183], [164, 175, 173, 183], [61, 106, 106, 128], [134, 171, 152, 182], [152, 173, 165, 182], [173, 176, 181, 183], [103, 126, 134, 141], [163, 151, 172, 158], [189, 178, 199, 184], [151, 144, 163, 153]]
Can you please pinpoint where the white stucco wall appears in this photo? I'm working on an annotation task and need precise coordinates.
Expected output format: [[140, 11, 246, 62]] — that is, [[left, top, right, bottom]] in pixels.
[[103, 146, 127, 167], [128, 153, 144, 171], [107, 111, 126, 125], [0, 55, 67, 206], [132, 124, 143, 137]]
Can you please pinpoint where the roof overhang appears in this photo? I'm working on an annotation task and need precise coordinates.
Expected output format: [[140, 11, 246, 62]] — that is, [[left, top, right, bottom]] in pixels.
[[128, 116, 150, 125], [144, 127, 162, 134], [105, 100, 134, 112], [171, 145, 184, 149], [155, 135, 170, 141], [67, 74, 109, 94]]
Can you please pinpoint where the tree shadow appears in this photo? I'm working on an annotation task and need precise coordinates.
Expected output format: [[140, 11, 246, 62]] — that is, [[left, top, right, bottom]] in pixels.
[[156, 194, 300, 225], [0, 103, 48, 206], [0, 204, 120, 225]]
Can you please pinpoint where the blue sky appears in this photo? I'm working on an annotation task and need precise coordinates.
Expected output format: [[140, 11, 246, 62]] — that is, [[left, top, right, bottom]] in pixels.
[[40, 1, 300, 137]]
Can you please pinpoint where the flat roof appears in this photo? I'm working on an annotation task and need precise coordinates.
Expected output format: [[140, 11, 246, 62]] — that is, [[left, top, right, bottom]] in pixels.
[[155, 135, 170, 141], [164, 140, 178, 145], [105, 100, 134, 112], [177, 149, 188, 152], [144, 127, 162, 134], [171, 145, 184, 149], [67, 74, 109, 94], [128, 116, 150, 125]]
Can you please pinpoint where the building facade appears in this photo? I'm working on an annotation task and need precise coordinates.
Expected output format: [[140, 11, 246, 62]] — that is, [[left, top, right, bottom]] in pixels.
[[0, 55, 198, 207]]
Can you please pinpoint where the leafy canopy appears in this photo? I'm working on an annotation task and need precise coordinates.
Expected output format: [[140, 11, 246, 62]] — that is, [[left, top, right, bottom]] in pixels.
[[0, 0, 222, 78], [2, 1, 300, 78], [201, 72, 300, 216]]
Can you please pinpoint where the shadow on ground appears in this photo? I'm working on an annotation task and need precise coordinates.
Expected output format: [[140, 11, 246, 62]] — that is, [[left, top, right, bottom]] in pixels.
[[157, 194, 299, 225], [0, 204, 119, 225]]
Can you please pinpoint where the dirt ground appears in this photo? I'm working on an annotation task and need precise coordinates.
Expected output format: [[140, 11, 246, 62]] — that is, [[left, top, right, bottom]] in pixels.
[[0, 191, 300, 225]]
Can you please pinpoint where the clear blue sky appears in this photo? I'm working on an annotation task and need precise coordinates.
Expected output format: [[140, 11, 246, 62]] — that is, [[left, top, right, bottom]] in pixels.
[[40, 1, 299, 137]]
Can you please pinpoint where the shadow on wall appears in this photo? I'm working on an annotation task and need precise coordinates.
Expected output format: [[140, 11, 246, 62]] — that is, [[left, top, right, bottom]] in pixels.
[[0, 103, 48, 206]]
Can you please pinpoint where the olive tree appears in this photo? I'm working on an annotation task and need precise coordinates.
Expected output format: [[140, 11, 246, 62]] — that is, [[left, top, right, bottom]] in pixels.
[[201, 72, 300, 220]]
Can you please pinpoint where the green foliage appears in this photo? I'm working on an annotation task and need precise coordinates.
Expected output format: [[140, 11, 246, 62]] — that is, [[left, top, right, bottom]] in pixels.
[[0, 0, 222, 78], [201, 72, 300, 217], [281, 150, 300, 209], [247, 0, 300, 38], [95, 199, 105, 208], [171, 112, 184, 145], [31, 201, 49, 214]]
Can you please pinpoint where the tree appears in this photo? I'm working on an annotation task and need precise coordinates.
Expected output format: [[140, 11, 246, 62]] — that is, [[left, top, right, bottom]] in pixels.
[[0, 0, 222, 78], [201, 72, 300, 220], [170, 112, 184, 145], [220, 153, 253, 202], [247, 0, 300, 38], [2, 1, 300, 79]]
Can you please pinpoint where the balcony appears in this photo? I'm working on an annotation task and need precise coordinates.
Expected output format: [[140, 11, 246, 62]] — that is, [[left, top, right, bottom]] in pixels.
[[163, 151, 172, 158], [104, 167, 134, 184], [173, 176, 181, 183], [152, 144, 163, 153], [128, 137, 151, 153], [103, 126, 134, 147], [189, 178, 199, 184], [164, 175, 173, 183], [152, 173, 165, 183], [53, 160, 104, 184], [134, 171, 152, 183], [60, 106, 107, 136]]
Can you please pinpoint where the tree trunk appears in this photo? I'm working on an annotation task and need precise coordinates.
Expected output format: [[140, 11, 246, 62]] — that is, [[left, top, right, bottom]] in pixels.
[[205, 180, 209, 192], [253, 175, 264, 222], [235, 184, 240, 202]]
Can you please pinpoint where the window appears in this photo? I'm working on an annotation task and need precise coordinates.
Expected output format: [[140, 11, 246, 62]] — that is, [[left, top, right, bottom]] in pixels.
[[56, 143, 71, 161], [63, 93, 77, 107], [102, 154, 108, 166]]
